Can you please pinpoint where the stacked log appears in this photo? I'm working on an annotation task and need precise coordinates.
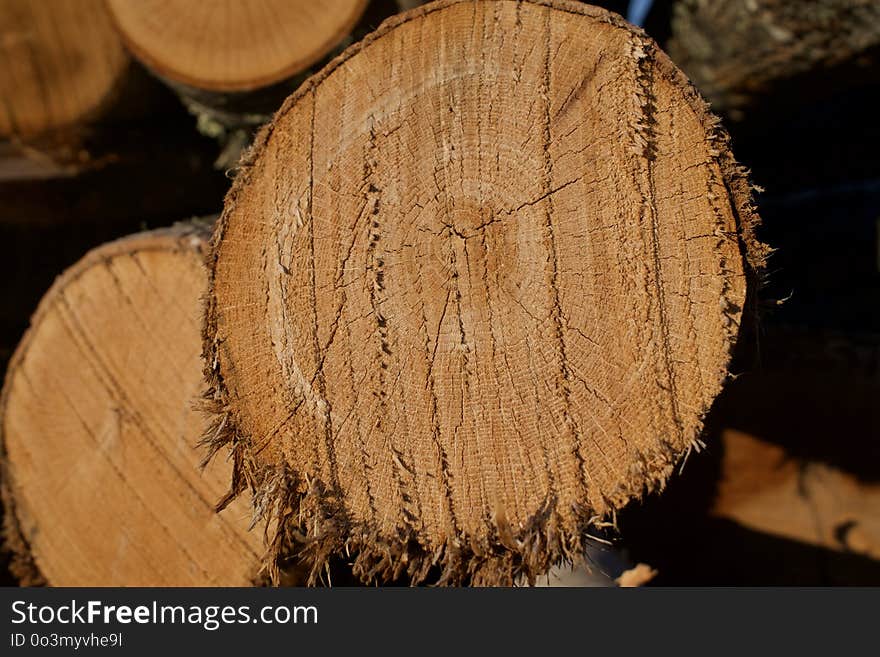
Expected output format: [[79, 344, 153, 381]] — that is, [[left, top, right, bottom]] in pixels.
[[669, 0, 880, 115], [105, 0, 369, 134], [8, 0, 837, 588], [1, 224, 263, 586]]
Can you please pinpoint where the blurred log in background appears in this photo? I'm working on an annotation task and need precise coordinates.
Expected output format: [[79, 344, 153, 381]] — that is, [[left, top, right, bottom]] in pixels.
[[1, 225, 264, 586], [668, 0, 880, 117]]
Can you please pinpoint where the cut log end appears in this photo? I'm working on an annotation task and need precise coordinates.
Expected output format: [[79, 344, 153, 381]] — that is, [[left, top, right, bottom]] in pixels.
[[1, 223, 264, 586], [203, 0, 767, 586], [714, 430, 880, 561], [0, 0, 129, 139], [106, 0, 369, 92], [668, 0, 880, 113]]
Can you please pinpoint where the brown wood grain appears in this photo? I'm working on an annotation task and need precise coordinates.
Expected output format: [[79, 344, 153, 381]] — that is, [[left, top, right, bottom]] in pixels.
[[714, 430, 880, 561], [669, 0, 880, 114], [203, 0, 766, 586]]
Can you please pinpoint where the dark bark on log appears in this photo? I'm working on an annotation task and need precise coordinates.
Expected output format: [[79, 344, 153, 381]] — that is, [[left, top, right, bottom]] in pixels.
[[201, 0, 766, 587], [669, 0, 880, 116]]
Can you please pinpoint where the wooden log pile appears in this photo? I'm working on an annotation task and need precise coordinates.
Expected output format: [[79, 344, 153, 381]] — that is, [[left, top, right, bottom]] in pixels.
[[105, 0, 369, 131], [0, 0, 876, 587]]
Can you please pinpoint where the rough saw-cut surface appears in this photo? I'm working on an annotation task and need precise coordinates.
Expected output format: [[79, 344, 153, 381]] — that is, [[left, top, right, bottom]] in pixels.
[[0, 0, 129, 138], [204, 0, 765, 586], [106, 0, 368, 92], [1, 225, 263, 586]]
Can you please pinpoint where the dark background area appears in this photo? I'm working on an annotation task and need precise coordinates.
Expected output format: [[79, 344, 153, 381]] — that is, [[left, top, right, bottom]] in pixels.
[[615, 0, 880, 585], [1, 0, 877, 586]]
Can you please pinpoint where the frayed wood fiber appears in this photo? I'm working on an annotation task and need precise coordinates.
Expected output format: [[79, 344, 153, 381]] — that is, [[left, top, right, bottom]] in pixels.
[[0, 0, 128, 138], [203, 0, 768, 586]]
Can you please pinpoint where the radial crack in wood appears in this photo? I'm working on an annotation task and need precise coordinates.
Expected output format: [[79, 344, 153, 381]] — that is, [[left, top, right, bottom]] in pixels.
[[203, 0, 767, 586], [1, 224, 264, 586]]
